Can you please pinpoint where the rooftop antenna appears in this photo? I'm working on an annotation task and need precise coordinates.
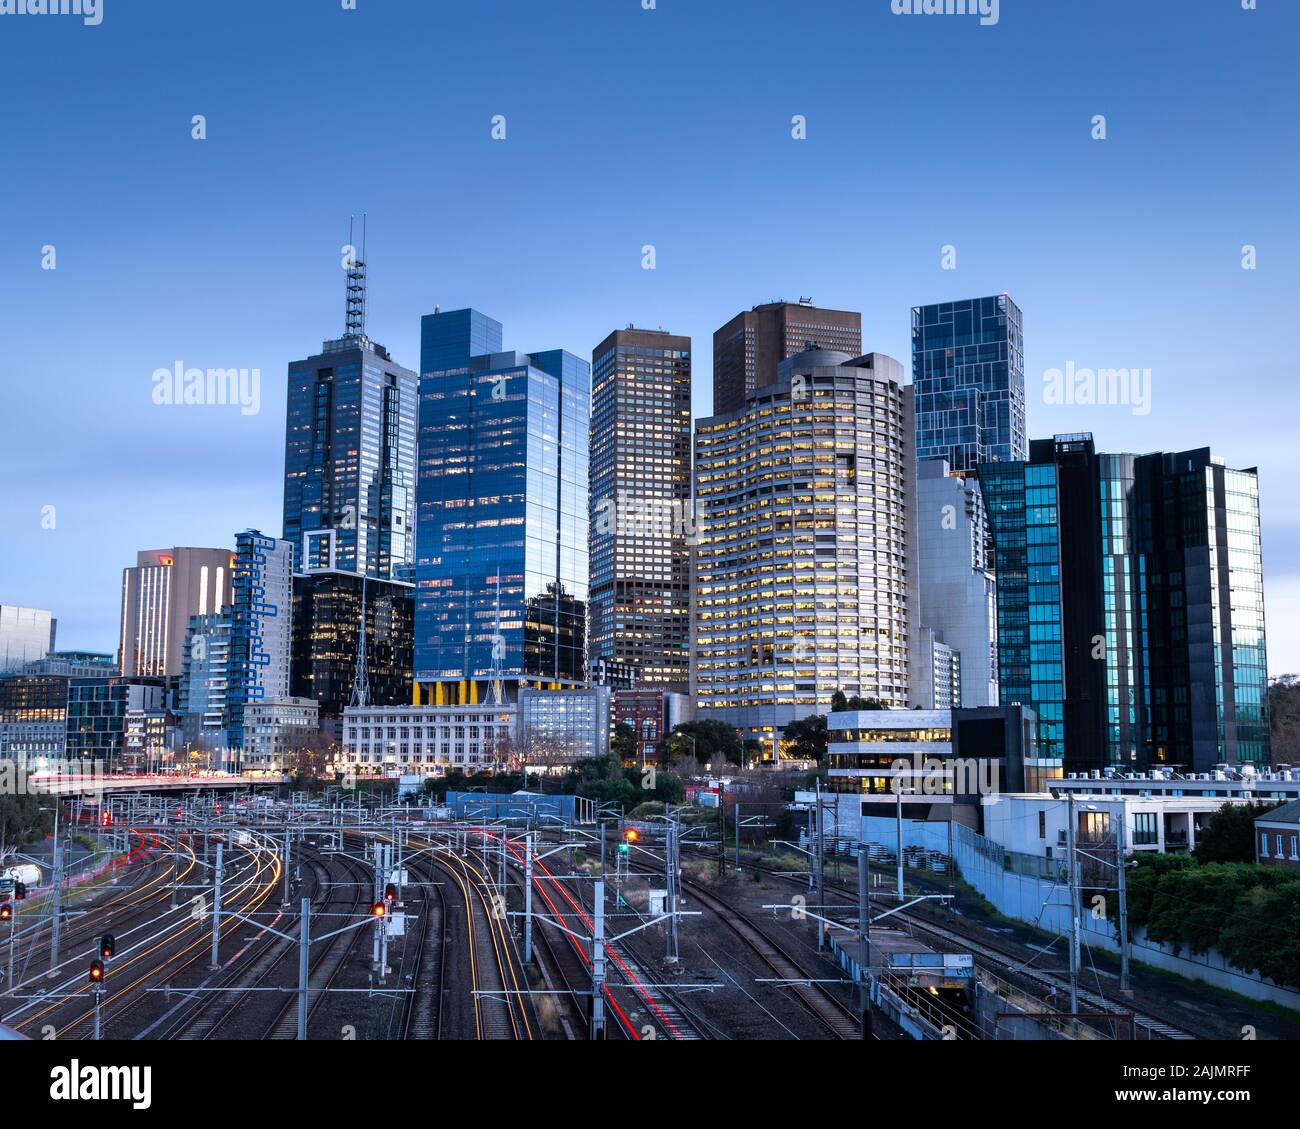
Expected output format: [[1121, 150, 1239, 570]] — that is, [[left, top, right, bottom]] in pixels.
[[348, 574, 370, 709], [345, 214, 368, 342]]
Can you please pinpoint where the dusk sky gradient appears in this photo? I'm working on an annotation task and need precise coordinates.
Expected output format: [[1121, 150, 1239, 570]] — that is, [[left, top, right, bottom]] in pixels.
[[1, 0, 1297, 672]]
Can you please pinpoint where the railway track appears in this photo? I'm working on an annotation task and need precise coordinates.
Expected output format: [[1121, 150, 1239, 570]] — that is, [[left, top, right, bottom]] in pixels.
[[719, 851, 1200, 1040], [673, 875, 860, 1039], [5, 832, 281, 1039], [420, 844, 533, 1040]]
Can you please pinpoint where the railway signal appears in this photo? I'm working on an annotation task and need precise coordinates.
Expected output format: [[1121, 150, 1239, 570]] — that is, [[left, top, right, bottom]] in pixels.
[[13, 882, 26, 901], [88, 959, 104, 985], [0, 904, 10, 922], [384, 883, 397, 905], [100, 809, 112, 828], [100, 933, 116, 960], [619, 828, 638, 855], [371, 901, 386, 918]]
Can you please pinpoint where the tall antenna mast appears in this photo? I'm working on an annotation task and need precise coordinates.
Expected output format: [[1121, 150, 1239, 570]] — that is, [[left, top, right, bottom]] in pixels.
[[349, 574, 371, 709], [345, 214, 368, 342]]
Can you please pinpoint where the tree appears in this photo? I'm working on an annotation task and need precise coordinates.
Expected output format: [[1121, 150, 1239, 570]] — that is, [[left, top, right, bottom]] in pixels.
[[1270, 675, 1300, 763], [612, 722, 637, 765], [782, 714, 828, 763], [282, 728, 335, 782], [1195, 801, 1284, 864], [830, 690, 890, 713], [663, 720, 743, 766], [0, 793, 52, 849]]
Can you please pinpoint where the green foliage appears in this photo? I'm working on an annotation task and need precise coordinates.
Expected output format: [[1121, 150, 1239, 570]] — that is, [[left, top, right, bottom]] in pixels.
[[421, 770, 529, 800], [830, 690, 889, 713], [1270, 674, 1300, 762], [1195, 801, 1284, 864], [0, 793, 53, 848], [612, 722, 638, 763], [662, 721, 743, 766], [782, 714, 828, 762], [1125, 853, 1300, 988], [553, 756, 685, 809]]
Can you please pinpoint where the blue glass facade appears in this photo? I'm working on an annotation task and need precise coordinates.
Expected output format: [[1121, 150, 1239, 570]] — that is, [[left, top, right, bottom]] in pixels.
[[982, 437, 1271, 773], [415, 310, 588, 701], [913, 294, 1026, 473], [980, 459, 1067, 764]]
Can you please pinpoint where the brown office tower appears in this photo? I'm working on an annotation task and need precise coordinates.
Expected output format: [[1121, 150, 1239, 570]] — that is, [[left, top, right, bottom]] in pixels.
[[589, 328, 692, 687], [711, 300, 862, 414]]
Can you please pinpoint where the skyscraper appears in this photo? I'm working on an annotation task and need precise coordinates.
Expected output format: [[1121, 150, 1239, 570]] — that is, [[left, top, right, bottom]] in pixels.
[[712, 301, 861, 415], [0, 607, 56, 673], [290, 569, 414, 725], [414, 309, 589, 705], [227, 530, 294, 754], [911, 459, 999, 710], [119, 547, 233, 678], [913, 294, 1026, 473], [282, 245, 416, 580], [589, 327, 692, 687], [693, 348, 916, 760], [980, 436, 1270, 774]]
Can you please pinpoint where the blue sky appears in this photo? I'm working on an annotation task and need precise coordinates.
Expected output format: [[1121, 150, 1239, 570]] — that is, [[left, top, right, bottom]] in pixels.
[[1, 0, 1297, 673]]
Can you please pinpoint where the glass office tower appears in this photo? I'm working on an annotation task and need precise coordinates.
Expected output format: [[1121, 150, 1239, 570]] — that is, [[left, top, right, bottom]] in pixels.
[[913, 294, 1026, 473], [981, 437, 1270, 774], [415, 309, 589, 705], [282, 335, 416, 581]]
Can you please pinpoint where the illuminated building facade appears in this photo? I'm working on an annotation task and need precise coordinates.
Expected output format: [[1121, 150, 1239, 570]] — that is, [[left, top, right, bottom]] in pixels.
[[415, 308, 588, 705], [589, 328, 692, 687], [692, 348, 917, 760]]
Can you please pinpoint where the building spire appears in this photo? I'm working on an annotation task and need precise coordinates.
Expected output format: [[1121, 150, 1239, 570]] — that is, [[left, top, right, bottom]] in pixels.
[[345, 214, 368, 342]]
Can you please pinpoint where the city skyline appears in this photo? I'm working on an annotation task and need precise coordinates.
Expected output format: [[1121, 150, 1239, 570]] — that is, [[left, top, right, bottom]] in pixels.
[[2, 0, 1296, 677]]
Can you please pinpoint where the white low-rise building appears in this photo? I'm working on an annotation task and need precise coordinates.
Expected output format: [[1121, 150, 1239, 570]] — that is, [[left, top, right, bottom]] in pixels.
[[342, 703, 518, 775]]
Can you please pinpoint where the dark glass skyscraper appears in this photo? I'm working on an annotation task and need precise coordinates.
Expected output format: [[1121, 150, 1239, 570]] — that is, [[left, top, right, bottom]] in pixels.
[[290, 570, 413, 723], [913, 294, 1026, 473], [414, 309, 589, 705], [981, 436, 1270, 774], [282, 322, 416, 581], [589, 328, 691, 687]]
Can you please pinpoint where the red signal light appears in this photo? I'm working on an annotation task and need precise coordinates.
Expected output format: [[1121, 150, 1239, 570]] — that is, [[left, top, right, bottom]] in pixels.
[[624, 828, 639, 844], [100, 810, 112, 827]]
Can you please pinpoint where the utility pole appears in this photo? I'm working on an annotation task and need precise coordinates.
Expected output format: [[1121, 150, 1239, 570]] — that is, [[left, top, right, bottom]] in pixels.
[[283, 830, 292, 906], [857, 847, 872, 1041], [590, 878, 606, 1040], [298, 897, 311, 1040], [210, 843, 224, 970], [814, 779, 825, 952], [895, 781, 904, 899], [1066, 792, 1080, 1014], [735, 802, 742, 872], [1116, 812, 1131, 995], [665, 819, 679, 963], [523, 831, 534, 963], [48, 800, 63, 976]]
